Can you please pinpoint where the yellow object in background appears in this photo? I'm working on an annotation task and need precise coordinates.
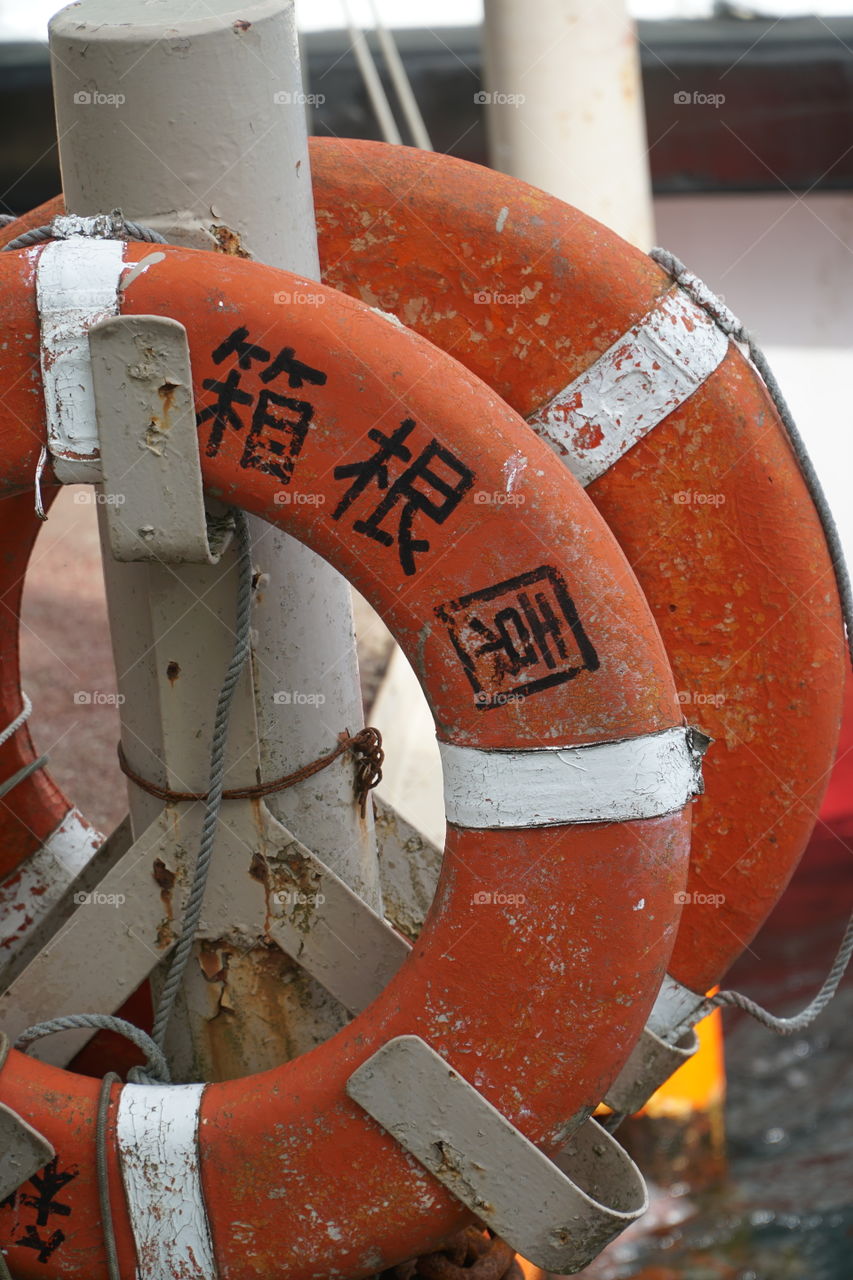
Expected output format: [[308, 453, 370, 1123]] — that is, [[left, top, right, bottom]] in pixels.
[[642, 1005, 726, 1119]]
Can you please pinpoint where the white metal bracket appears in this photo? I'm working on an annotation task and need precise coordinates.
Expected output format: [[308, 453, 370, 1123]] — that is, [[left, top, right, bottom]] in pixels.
[[0, 1104, 55, 1202], [0, 800, 409, 1066], [603, 1024, 699, 1116], [89, 314, 231, 564], [603, 973, 711, 1114], [347, 1035, 648, 1274]]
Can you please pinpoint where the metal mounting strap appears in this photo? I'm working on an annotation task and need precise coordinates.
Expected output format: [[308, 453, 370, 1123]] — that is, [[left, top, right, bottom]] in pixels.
[[347, 1035, 648, 1273], [89, 314, 230, 564], [0, 1104, 55, 1202], [603, 1025, 699, 1116], [602, 973, 711, 1115]]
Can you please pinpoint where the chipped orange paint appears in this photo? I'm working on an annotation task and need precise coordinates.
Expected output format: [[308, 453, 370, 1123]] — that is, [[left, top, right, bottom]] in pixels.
[[308, 139, 845, 994], [2, 152, 844, 999], [0, 240, 691, 1278]]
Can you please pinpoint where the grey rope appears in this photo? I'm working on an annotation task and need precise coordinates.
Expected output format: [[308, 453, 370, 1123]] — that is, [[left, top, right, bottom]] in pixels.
[[148, 508, 253, 1053], [3, 210, 168, 254], [0, 757, 49, 803], [14, 1015, 170, 1084], [11, 510, 253, 1082], [652, 246, 853, 1035], [0, 1038, 119, 1278], [0, 214, 16, 228], [96, 1072, 122, 1280], [0, 693, 32, 747], [0, 694, 48, 804]]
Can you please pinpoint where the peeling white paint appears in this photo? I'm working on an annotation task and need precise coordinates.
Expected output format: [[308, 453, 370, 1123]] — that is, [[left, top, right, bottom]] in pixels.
[[369, 305, 406, 329], [116, 1084, 216, 1280], [527, 288, 729, 487], [36, 237, 126, 483], [120, 250, 167, 292], [495, 205, 509, 232], [440, 726, 708, 829], [502, 450, 527, 493], [0, 810, 100, 957]]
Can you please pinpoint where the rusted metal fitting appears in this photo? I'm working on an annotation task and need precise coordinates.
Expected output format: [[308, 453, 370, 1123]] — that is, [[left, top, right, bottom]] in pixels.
[[382, 1229, 522, 1280]]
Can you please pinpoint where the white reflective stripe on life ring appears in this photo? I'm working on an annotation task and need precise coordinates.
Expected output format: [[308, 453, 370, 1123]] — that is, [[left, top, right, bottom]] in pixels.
[[116, 1084, 216, 1280], [440, 725, 708, 829], [35, 237, 125, 483], [527, 288, 729, 487]]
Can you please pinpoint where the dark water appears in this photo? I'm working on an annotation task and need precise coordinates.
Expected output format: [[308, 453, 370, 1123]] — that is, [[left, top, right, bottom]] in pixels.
[[580, 849, 853, 1280]]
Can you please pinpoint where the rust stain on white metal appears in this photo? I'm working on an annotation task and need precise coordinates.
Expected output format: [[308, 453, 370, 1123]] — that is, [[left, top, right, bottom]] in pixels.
[[527, 287, 729, 486], [116, 1083, 216, 1280]]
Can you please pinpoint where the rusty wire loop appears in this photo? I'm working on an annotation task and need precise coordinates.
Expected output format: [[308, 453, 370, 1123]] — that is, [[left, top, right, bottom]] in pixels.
[[381, 1229, 523, 1280], [117, 725, 383, 818]]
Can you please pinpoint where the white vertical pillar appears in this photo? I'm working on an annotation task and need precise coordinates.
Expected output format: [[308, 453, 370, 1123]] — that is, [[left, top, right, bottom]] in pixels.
[[48, 0, 380, 1075], [483, 0, 655, 249]]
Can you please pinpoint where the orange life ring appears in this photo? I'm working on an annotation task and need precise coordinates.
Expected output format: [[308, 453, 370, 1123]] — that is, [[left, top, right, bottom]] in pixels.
[[0, 236, 701, 1278], [1, 150, 845, 1023], [307, 139, 846, 1004]]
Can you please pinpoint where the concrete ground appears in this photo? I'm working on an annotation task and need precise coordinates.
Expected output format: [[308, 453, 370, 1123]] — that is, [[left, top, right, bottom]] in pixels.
[[19, 486, 393, 840]]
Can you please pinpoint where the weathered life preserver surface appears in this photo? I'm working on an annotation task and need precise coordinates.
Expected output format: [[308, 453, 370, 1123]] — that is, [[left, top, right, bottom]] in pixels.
[[1, 167, 846, 1005], [308, 138, 846, 996], [0, 239, 700, 1279]]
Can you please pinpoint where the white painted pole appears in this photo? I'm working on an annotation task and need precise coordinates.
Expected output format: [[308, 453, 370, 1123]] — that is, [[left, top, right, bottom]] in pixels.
[[48, 0, 381, 1075], [482, 0, 655, 250]]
